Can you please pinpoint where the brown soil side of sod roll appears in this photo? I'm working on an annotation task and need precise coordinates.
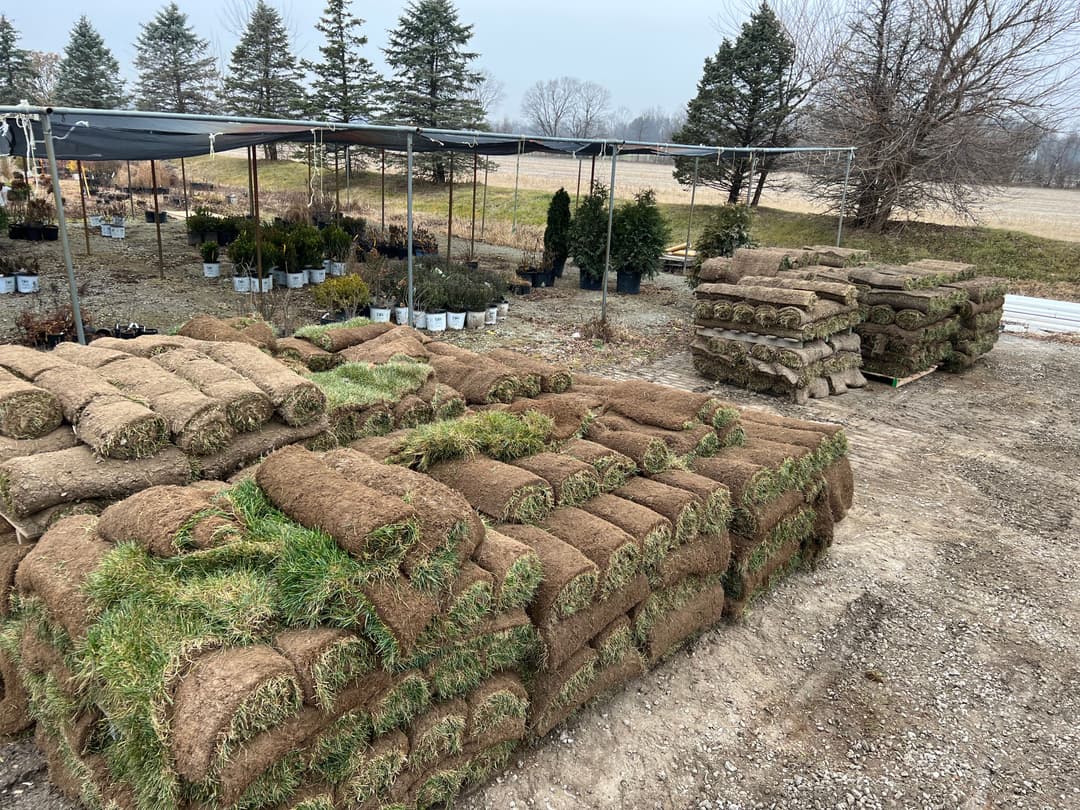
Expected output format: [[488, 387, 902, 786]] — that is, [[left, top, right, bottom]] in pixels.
[[91, 334, 199, 356], [362, 576, 443, 655], [613, 477, 702, 544], [322, 447, 485, 574], [539, 507, 640, 596], [273, 627, 371, 707], [202, 341, 327, 427], [527, 643, 598, 723], [641, 580, 726, 664], [0, 368, 62, 440], [170, 644, 301, 783], [805, 485, 836, 563], [407, 697, 468, 764], [822, 456, 854, 520], [0, 426, 80, 464], [224, 317, 278, 351], [0, 645, 31, 735], [592, 413, 706, 455], [19, 628, 66, 675], [539, 574, 649, 671], [338, 336, 431, 365], [256, 446, 417, 560], [511, 451, 601, 506], [34, 362, 136, 421], [739, 423, 832, 457], [275, 337, 341, 372], [529, 648, 645, 739], [416, 380, 466, 417], [427, 355, 519, 405], [591, 614, 632, 656], [723, 536, 805, 619], [195, 418, 329, 481], [449, 559, 495, 604], [648, 469, 732, 523], [471, 528, 538, 605], [74, 394, 170, 460], [393, 394, 433, 428], [586, 426, 672, 472], [651, 533, 731, 590], [4, 499, 110, 544], [311, 322, 395, 353], [0, 345, 66, 381], [0, 444, 190, 518], [98, 356, 234, 455], [427, 457, 554, 524], [51, 341, 130, 369], [486, 349, 573, 393], [560, 439, 637, 490], [731, 488, 808, 537], [600, 382, 715, 431], [178, 314, 266, 348], [152, 348, 275, 433], [466, 672, 528, 734], [14, 515, 111, 640], [0, 538, 31, 617], [96, 484, 239, 555], [504, 392, 603, 441], [496, 523, 599, 626], [578, 492, 673, 556]]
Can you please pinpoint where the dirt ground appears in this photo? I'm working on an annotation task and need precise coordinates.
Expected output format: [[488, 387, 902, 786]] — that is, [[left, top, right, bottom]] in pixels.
[[1, 250, 1079, 808]]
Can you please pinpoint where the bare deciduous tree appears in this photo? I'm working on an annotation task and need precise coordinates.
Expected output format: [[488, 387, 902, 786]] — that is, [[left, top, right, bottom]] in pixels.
[[568, 80, 611, 138], [26, 51, 60, 105], [468, 68, 504, 126], [521, 76, 579, 136], [807, 0, 1080, 231]]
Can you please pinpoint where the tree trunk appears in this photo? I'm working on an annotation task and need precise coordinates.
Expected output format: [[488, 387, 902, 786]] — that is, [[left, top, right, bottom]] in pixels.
[[751, 170, 769, 207]]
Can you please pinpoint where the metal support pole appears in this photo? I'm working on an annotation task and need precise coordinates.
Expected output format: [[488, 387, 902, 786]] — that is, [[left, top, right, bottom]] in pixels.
[[406, 133, 415, 325], [589, 155, 596, 190], [480, 162, 489, 239], [334, 148, 340, 211], [470, 152, 478, 260], [576, 158, 582, 206], [447, 154, 454, 261], [345, 145, 351, 209], [511, 140, 522, 234], [252, 146, 264, 291], [41, 114, 86, 345], [247, 147, 255, 217], [76, 160, 90, 255], [151, 160, 164, 278], [746, 152, 756, 206], [600, 145, 619, 325], [682, 157, 699, 276], [126, 160, 134, 217], [380, 150, 386, 234], [836, 149, 854, 247], [180, 156, 190, 220]]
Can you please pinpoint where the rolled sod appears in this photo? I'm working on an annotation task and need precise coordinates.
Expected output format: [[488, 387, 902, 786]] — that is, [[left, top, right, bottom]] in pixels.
[[274, 337, 342, 372], [0, 368, 62, 439], [738, 275, 859, 306], [321, 448, 484, 587], [194, 418, 329, 481], [170, 644, 303, 783], [272, 627, 375, 710], [257, 446, 418, 561], [560, 438, 637, 491], [342, 729, 409, 806], [369, 670, 433, 734], [738, 411, 847, 459], [600, 379, 734, 432], [202, 341, 327, 427], [821, 456, 854, 521], [591, 615, 634, 668], [511, 451, 601, 507], [393, 394, 434, 428], [407, 698, 468, 767], [0, 344, 67, 380], [729, 488, 807, 538], [338, 336, 431, 365], [594, 415, 720, 459], [586, 424, 675, 474], [648, 469, 733, 535], [15, 515, 112, 640], [0, 536, 31, 617], [0, 644, 31, 735], [0, 444, 190, 519], [294, 321, 393, 353], [495, 523, 599, 625], [649, 531, 732, 589], [427, 457, 554, 524], [538, 574, 649, 671], [445, 561, 495, 629], [383, 410, 553, 471], [578, 493, 674, 573], [723, 535, 806, 619], [4, 499, 111, 544], [416, 380, 466, 422], [96, 484, 240, 556], [428, 355, 520, 405], [692, 441, 817, 507], [503, 392, 604, 441], [633, 577, 726, 664], [471, 528, 543, 612], [147, 348, 274, 434], [529, 648, 645, 739], [539, 507, 640, 600], [526, 644, 599, 731], [179, 314, 275, 349], [613, 477, 702, 546], [0, 426, 80, 464], [486, 349, 573, 393], [466, 673, 529, 745]]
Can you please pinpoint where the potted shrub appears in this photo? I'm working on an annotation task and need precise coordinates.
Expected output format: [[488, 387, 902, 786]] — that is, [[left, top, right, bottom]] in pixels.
[[216, 216, 239, 246], [227, 234, 255, 293], [0, 257, 15, 295], [107, 202, 126, 239], [322, 225, 351, 277], [312, 274, 371, 320], [419, 269, 448, 333], [543, 188, 572, 278], [291, 223, 324, 286], [611, 189, 670, 295], [569, 182, 609, 291], [413, 225, 439, 257], [16, 258, 40, 294], [200, 242, 221, 278], [24, 198, 54, 242], [186, 208, 218, 246]]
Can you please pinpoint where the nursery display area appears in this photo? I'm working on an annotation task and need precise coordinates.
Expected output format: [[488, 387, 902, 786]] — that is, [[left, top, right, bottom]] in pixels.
[[0, 318, 853, 810]]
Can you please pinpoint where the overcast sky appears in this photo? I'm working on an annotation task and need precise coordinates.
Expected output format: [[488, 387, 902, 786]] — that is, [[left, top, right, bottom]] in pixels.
[[8, 0, 737, 124]]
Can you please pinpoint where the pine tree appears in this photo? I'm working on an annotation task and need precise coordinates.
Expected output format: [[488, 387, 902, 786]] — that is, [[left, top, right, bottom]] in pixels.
[[133, 3, 218, 113], [381, 0, 483, 182], [672, 3, 799, 204], [223, 0, 303, 158], [304, 0, 380, 122], [0, 16, 35, 104], [54, 16, 125, 108]]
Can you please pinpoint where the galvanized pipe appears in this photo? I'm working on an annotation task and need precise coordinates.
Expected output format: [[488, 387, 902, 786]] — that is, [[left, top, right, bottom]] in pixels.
[[600, 145, 619, 324], [682, 157, 699, 276], [40, 112, 86, 344]]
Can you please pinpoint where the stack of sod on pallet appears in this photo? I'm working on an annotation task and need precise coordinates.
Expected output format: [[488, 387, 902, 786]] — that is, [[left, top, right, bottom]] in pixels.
[[941, 274, 1009, 371], [692, 248, 867, 401], [0, 337, 330, 543]]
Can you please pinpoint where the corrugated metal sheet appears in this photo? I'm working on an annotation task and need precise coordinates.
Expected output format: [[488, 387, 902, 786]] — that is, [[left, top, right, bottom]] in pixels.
[[1002, 295, 1080, 334]]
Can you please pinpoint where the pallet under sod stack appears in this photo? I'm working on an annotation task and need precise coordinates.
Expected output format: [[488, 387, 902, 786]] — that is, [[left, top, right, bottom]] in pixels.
[[0, 320, 854, 810]]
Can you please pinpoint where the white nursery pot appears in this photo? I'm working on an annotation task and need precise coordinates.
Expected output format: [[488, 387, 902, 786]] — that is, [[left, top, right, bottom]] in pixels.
[[369, 307, 392, 323], [258, 276, 273, 293], [394, 306, 409, 325], [203, 262, 221, 278], [330, 261, 346, 277], [447, 312, 466, 330], [411, 310, 427, 329], [100, 223, 112, 237], [426, 312, 447, 333], [485, 306, 498, 325], [307, 266, 327, 284], [111, 225, 126, 239], [233, 276, 251, 293], [16, 274, 40, 294], [466, 311, 485, 330], [497, 301, 509, 320], [0, 276, 14, 294]]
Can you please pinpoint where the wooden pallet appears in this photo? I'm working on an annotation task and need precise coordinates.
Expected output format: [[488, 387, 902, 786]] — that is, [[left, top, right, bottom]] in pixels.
[[863, 365, 938, 388]]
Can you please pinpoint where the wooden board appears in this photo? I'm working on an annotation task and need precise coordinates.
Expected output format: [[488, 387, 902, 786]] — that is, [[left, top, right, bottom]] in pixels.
[[863, 365, 938, 388]]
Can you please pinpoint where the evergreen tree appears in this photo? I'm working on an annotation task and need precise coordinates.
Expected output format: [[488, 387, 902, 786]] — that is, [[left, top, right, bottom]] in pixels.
[[133, 3, 218, 113], [54, 16, 125, 108], [223, 0, 303, 158], [0, 16, 35, 104], [381, 0, 483, 182], [672, 3, 799, 204], [304, 0, 380, 122]]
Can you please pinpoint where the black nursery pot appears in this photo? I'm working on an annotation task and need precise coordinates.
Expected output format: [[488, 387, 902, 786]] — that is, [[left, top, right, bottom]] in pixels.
[[615, 270, 641, 295], [43, 225, 59, 241], [579, 273, 603, 291]]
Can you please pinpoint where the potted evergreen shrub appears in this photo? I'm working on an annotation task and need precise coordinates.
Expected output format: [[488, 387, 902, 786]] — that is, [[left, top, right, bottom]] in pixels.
[[569, 182, 609, 291], [16, 258, 40, 294], [420, 270, 448, 333], [227, 234, 256, 293], [200, 242, 221, 278], [312, 274, 371, 320], [543, 188, 572, 278], [24, 199, 54, 242], [611, 189, 670, 295], [322, 225, 351, 277], [186, 208, 218, 246], [460, 279, 490, 330]]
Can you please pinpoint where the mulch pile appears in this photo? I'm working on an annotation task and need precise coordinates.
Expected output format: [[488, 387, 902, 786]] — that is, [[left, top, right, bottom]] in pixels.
[[691, 271, 867, 402], [0, 319, 858, 810]]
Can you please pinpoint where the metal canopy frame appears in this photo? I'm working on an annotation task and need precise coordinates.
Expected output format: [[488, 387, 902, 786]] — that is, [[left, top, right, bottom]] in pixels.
[[1, 104, 855, 341]]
